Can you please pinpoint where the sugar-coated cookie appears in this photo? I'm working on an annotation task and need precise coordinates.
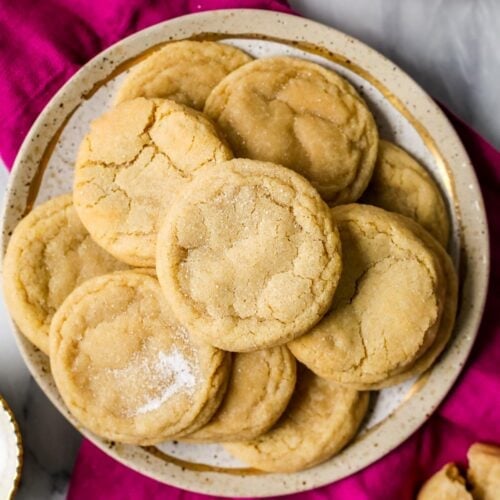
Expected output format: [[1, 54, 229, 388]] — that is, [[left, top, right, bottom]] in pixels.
[[366, 212, 458, 389], [156, 158, 342, 352], [73, 98, 232, 267], [2, 194, 128, 354], [288, 204, 446, 387], [115, 41, 252, 109], [224, 367, 369, 472], [204, 56, 378, 203], [362, 140, 449, 246], [183, 347, 296, 442], [49, 270, 231, 444]]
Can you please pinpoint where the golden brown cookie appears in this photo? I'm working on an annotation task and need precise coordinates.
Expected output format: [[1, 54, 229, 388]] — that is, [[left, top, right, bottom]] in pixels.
[[115, 41, 252, 110], [2, 194, 128, 355], [288, 204, 446, 387], [417, 463, 472, 500], [183, 347, 296, 442], [467, 443, 500, 500], [224, 367, 369, 472], [204, 56, 378, 203], [73, 97, 232, 267], [156, 158, 342, 352], [49, 270, 231, 445], [363, 212, 458, 389], [362, 140, 450, 246]]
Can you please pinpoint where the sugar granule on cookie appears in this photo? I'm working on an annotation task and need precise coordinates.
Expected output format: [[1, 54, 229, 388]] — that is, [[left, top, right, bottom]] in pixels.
[[109, 347, 197, 417], [156, 158, 342, 352]]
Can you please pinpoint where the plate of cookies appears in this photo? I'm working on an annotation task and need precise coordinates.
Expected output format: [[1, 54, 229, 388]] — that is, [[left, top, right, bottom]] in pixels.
[[0, 9, 489, 498]]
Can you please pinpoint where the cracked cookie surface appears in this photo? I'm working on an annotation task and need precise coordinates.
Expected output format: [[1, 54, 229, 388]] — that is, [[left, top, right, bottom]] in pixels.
[[356, 212, 458, 390], [49, 270, 231, 445], [73, 97, 233, 267], [204, 56, 378, 203], [115, 41, 253, 110], [224, 366, 369, 472], [288, 204, 445, 386], [183, 346, 296, 442], [362, 140, 450, 246], [156, 158, 342, 352], [2, 194, 129, 354]]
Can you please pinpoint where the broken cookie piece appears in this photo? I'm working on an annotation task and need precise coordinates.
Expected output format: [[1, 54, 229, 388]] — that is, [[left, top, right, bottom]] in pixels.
[[418, 463, 472, 500], [467, 443, 500, 500]]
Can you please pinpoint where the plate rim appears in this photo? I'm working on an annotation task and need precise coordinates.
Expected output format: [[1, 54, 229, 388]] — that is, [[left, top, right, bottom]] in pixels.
[[0, 8, 490, 497]]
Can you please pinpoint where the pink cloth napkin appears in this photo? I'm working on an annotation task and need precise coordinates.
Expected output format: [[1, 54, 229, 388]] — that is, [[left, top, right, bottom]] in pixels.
[[0, 1, 498, 499]]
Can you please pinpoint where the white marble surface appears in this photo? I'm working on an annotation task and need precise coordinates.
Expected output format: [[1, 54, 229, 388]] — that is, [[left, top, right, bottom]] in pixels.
[[289, 0, 500, 149], [0, 2, 497, 498]]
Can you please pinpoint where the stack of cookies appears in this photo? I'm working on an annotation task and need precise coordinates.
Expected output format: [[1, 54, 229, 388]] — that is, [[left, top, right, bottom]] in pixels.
[[3, 41, 458, 473]]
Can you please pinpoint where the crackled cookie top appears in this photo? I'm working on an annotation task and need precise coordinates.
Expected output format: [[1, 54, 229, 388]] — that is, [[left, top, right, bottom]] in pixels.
[[73, 97, 232, 267], [2, 194, 128, 354], [224, 367, 369, 472], [156, 159, 342, 352], [185, 347, 296, 442], [357, 212, 458, 390], [417, 463, 472, 500], [363, 140, 450, 246], [288, 204, 445, 386], [115, 41, 252, 110], [49, 270, 230, 445], [204, 56, 378, 203], [467, 443, 500, 500]]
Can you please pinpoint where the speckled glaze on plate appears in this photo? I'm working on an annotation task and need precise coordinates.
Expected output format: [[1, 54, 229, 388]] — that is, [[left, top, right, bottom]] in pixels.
[[0, 10, 489, 498]]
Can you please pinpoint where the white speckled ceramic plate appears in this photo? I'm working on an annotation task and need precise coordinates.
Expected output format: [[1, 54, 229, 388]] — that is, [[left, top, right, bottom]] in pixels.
[[0, 9, 489, 498]]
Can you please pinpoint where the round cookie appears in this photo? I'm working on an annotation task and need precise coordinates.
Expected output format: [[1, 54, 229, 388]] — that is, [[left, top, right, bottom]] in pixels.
[[2, 194, 129, 355], [183, 347, 296, 442], [156, 158, 342, 352], [224, 367, 369, 472], [288, 204, 446, 387], [49, 270, 231, 445], [355, 212, 458, 390], [115, 40, 253, 110], [362, 140, 450, 246], [204, 56, 378, 203], [417, 463, 472, 500], [73, 97, 232, 267]]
